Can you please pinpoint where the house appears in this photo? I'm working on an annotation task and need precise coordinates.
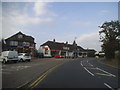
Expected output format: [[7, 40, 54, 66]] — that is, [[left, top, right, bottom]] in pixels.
[[38, 39, 87, 58], [85, 49, 96, 57], [2, 32, 36, 57]]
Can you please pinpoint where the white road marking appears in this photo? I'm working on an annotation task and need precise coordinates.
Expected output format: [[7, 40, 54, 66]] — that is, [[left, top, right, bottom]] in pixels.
[[104, 83, 114, 90], [80, 61, 83, 67], [89, 68, 97, 70], [96, 73, 115, 77], [96, 68, 116, 77], [83, 67, 94, 76], [88, 63, 93, 66]]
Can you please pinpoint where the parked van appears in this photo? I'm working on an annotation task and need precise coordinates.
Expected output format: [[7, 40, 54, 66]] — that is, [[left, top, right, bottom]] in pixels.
[[0, 51, 18, 64]]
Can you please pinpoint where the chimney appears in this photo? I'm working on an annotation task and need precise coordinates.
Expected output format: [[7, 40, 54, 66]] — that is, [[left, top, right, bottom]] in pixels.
[[66, 41, 68, 45], [53, 39, 55, 42]]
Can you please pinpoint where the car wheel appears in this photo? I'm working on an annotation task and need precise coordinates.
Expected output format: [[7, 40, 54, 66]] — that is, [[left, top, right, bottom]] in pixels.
[[28, 59, 31, 62], [20, 59, 24, 62], [3, 59, 6, 64]]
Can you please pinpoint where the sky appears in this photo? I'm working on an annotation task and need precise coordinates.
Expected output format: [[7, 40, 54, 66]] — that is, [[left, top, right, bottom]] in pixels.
[[1, 1, 119, 51]]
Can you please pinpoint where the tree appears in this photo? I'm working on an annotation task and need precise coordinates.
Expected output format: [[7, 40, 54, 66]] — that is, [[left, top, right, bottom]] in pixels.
[[99, 20, 120, 60]]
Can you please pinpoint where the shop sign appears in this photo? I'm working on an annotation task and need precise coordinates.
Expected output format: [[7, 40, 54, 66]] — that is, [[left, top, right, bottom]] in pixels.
[[29, 46, 34, 49], [51, 50, 60, 52]]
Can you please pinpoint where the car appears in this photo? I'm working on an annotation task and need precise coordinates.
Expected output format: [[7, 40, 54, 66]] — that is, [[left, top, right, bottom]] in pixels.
[[0, 51, 18, 64], [18, 53, 31, 62], [37, 53, 44, 58], [54, 55, 64, 58]]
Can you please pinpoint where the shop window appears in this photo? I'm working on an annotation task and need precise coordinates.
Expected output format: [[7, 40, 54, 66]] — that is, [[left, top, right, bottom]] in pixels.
[[45, 48, 49, 54]]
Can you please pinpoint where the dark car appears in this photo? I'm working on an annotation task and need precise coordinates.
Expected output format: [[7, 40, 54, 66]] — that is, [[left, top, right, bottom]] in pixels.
[[37, 53, 44, 58]]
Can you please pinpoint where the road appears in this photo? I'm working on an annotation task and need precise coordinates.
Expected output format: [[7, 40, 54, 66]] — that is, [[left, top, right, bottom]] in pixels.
[[26, 58, 119, 89], [1, 58, 120, 89], [1, 58, 68, 89]]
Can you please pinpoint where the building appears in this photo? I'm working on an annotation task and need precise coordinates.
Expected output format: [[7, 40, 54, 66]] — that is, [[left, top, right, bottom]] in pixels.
[[38, 39, 87, 58], [2, 32, 36, 57], [85, 49, 96, 57]]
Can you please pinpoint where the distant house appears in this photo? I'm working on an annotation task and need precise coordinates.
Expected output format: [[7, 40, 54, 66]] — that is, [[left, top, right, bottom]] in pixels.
[[85, 49, 96, 57], [2, 32, 36, 57], [38, 39, 87, 58]]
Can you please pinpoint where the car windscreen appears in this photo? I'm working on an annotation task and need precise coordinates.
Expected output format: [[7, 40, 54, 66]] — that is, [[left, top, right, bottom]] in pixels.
[[25, 53, 30, 56], [18, 54, 23, 56]]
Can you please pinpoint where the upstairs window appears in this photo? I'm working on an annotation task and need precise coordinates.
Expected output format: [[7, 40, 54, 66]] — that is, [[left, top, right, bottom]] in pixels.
[[18, 34, 23, 39], [10, 41, 18, 46], [23, 42, 30, 46]]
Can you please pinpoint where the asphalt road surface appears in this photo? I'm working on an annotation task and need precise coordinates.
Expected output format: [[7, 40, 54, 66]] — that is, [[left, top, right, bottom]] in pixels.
[[26, 58, 120, 89], [1, 58, 68, 89], [1, 58, 120, 89]]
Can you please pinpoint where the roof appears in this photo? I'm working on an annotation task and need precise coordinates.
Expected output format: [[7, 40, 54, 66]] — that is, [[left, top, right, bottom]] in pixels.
[[5, 31, 36, 43], [85, 49, 96, 52], [41, 41, 85, 52]]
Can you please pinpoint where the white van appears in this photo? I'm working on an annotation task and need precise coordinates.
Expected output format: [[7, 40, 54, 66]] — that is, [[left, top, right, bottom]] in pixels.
[[0, 51, 18, 64]]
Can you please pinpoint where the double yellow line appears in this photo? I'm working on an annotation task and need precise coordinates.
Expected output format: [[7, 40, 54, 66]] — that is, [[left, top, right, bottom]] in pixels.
[[27, 63, 64, 89]]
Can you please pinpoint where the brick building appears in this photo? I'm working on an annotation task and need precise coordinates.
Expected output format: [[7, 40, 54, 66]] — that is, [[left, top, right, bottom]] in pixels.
[[2, 32, 36, 56]]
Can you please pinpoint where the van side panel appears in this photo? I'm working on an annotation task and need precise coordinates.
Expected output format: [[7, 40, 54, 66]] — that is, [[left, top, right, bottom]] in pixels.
[[0, 51, 18, 62]]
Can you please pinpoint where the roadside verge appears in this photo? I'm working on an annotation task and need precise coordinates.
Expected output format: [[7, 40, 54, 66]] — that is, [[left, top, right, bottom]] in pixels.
[[98, 58, 120, 69]]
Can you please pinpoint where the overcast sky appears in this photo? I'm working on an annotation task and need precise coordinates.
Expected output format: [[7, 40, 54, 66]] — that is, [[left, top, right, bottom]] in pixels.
[[1, 1, 118, 51]]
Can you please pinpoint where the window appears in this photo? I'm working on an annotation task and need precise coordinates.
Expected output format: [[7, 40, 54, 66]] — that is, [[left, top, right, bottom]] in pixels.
[[63, 47, 69, 50], [10, 41, 18, 46], [23, 42, 30, 46], [18, 34, 23, 39]]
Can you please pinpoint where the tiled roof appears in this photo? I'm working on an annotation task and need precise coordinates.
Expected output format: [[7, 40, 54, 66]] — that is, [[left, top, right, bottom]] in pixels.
[[41, 41, 85, 52]]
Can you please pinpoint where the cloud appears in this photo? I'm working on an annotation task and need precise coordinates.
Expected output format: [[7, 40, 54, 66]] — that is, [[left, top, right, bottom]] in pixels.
[[33, 2, 47, 16], [70, 21, 93, 27], [3, 4, 54, 25], [2, 2, 55, 39], [76, 32, 102, 51], [33, 2, 57, 17], [98, 10, 110, 16]]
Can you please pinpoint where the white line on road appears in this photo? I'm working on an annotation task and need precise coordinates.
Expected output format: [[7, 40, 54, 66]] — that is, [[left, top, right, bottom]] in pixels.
[[80, 61, 83, 67], [88, 63, 93, 66], [96, 67, 116, 77], [104, 83, 114, 90], [96, 73, 114, 77], [83, 67, 94, 76]]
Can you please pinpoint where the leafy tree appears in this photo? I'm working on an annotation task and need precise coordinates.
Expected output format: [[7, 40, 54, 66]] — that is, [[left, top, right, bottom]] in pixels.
[[99, 20, 120, 60]]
